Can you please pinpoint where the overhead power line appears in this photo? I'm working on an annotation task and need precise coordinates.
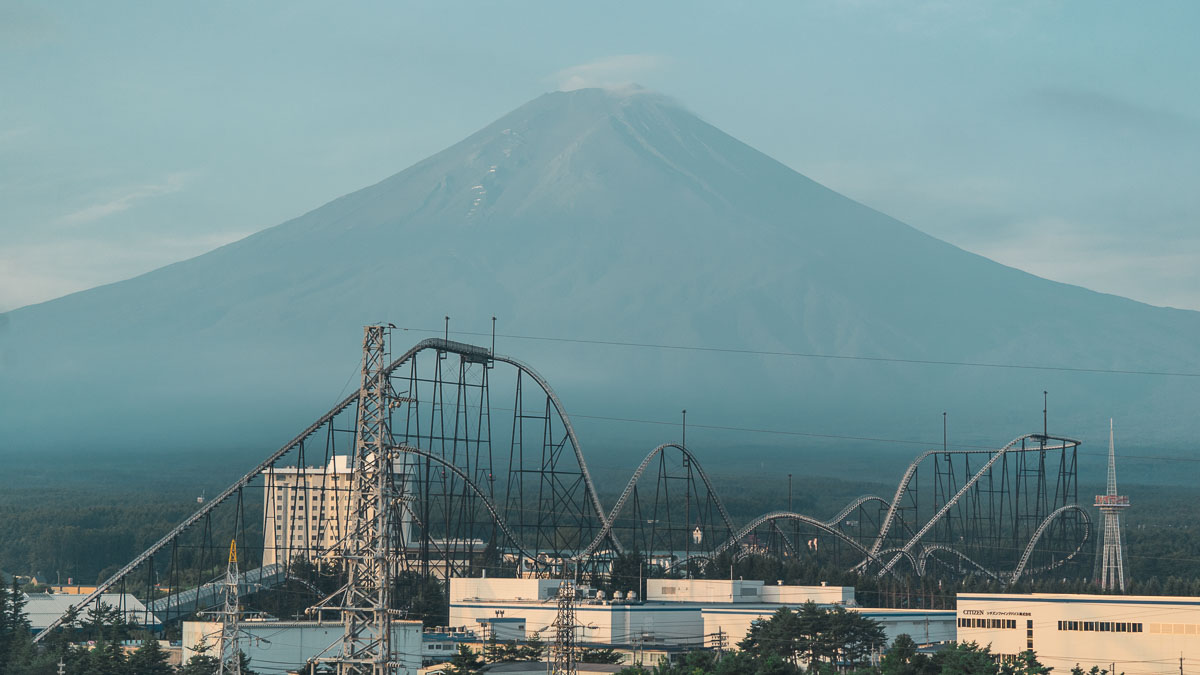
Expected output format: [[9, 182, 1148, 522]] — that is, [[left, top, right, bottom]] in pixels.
[[396, 326, 1200, 379], [396, 397, 1200, 465]]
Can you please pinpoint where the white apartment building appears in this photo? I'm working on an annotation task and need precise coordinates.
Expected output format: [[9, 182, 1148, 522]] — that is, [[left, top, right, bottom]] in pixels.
[[957, 593, 1200, 674], [262, 455, 414, 566]]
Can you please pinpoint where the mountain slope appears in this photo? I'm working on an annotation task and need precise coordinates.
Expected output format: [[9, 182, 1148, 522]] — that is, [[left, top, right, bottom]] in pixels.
[[3, 88, 1198, 463]]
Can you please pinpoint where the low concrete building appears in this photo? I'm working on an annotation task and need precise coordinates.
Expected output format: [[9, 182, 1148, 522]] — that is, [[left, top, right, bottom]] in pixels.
[[701, 606, 956, 649], [452, 592, 708, 648], [449, 578, 952, 651], [182, 619, 423, 674], [645, 578, 856, 605], [957, 592, 1200, 674], [22, 593, 159, 631], [420, 626, 479, 667]]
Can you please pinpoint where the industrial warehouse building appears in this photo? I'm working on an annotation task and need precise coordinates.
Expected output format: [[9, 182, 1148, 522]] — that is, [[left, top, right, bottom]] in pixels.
[[22, 592, 158, 632], [957, 593, 1200, 674], [450, 577, 955, 651]]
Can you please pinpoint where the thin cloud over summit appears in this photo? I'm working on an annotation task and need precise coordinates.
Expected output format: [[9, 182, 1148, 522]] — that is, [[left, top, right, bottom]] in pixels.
[[553, 54, 670, 92]]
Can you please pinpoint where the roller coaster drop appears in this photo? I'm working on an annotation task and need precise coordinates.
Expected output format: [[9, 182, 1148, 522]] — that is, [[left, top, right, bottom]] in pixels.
[[35, 335, 1092, 641]]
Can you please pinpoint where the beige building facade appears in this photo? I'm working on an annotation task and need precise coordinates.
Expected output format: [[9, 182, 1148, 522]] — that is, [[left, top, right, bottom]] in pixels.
[[262, 455, 414, 566], [957, 593, 1200, 674]]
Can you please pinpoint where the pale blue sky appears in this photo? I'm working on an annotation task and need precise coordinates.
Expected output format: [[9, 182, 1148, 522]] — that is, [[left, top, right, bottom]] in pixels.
[[3, 1, 1199, 312]]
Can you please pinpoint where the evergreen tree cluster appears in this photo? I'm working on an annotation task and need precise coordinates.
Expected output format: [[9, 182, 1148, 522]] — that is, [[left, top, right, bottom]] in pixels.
[[0, 584, 259, 675], [616, 637, 1059, 675]]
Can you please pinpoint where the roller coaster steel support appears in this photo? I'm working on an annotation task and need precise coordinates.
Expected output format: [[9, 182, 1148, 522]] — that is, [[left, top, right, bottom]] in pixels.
[[32, 334, 1100, 646], [1010, 505, 1091, 583], [712, 510, 908, 579], [877, 434, 1081, 577], [574, 443, 736, 562]]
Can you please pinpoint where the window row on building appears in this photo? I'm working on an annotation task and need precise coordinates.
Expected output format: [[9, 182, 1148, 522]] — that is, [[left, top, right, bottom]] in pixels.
[[958, 618, 1017, 629], [1056, 620, 1143, 633]]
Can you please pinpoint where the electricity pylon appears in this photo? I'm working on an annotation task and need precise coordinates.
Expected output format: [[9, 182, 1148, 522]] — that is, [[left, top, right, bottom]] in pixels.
[[216, 539, 242, 675], [549, 582, 578, 675], [311, 325, 399, 673]]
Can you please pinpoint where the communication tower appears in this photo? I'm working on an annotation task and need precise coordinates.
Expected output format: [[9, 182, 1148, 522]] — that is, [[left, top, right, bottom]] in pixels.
[[1095, 419, 1130, 591]]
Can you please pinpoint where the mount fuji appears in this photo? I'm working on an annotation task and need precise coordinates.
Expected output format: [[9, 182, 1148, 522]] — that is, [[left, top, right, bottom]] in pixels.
[[3, 88, 1198, 472]]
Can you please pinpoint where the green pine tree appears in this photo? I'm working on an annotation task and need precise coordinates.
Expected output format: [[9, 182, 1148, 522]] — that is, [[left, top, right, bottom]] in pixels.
[[127, 638, 175, 675], [520, 632, 546, 661], [439, 644, 484, 675], [579, 647, 624, 664]]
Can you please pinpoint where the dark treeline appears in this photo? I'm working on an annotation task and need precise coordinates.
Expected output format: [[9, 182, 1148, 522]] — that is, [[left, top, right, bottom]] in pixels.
[[2, 458, 1198, 598]]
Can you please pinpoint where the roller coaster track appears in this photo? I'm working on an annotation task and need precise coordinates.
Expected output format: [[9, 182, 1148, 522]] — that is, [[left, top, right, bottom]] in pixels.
[[712, 511, 903, 578], [915, 546, 1003, 582], [391, 445, 539, 565], [574, 443, 737, 561], [1010, 505, 1091, 583], [877, 433, 1080, 576], [35, 338, 609, 642], [870, 442, 1049, 556], [33, 335, 1093, 643], [829, 495, 888, 527], [491, 351, 611, 547], [662, 555, 713, 574], [913, 505, 1091, 583], [715, 495, 898, 571], [851, 547, 920, 575]]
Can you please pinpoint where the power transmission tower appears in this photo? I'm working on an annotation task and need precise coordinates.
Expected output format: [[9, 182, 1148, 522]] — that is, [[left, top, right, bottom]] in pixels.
[[312, 325, 399, 674], [216, 539, 242, 675], [1095, 419, 1131, 591], [549, 582, 578, 675]]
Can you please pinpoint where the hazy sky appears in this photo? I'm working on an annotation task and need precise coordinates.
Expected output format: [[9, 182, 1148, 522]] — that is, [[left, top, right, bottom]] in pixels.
[[3, 1, 1199, 313]]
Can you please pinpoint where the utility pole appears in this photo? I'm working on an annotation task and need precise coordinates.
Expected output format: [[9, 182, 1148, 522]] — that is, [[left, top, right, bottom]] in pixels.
[[549, 581, 578, 675], [310, 326, 399, 674], [1043, 391, 1048, 437], [489, 316, 496, 369], [217, 539, 242, 675], [683, 450, 691, 578]]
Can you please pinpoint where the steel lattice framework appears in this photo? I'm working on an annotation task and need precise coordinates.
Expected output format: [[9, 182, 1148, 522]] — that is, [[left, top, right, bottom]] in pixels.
[[215, 540, 242, 675], [35, 335, 1097, 647], [309, 326, 398, 673], [1095, 419, 1130, 591], [549, 581, 578, 675]]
